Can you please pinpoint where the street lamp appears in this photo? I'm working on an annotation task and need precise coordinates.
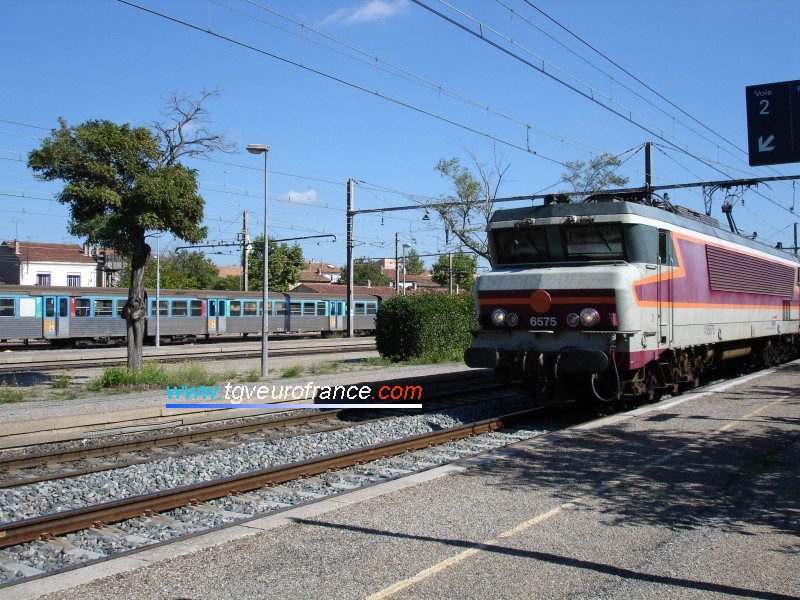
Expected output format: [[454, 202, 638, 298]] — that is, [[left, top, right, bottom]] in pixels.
[[247, 143, 270, 378], [402, 243, 411, 295]]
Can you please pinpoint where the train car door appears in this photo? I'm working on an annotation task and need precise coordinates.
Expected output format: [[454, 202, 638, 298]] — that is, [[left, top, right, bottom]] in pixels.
[[657, 229, 674, 345], [208, 299, 226, 334], [43, 295, 70, 339], [328, 300, 345, 331]]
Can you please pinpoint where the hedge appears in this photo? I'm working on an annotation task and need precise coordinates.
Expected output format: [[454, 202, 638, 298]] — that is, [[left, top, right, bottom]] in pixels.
[[375, 293, 476, 362]]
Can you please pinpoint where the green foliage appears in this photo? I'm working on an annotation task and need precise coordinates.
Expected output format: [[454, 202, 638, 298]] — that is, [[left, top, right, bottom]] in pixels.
[[281, 363, 303, 379], [434, 150, 510, 261], [431, 252, 478, 292], [28, 119, 207, 257], [248, 236, 306, 292], [375, 293, 476, 362], [0, 383, 26, 404], [561, 152, 629, 196], [88, 362, 216, 390], [213, 274, 243, 291], [136, 250, 221, 290], [404, 248, 426, 275], [340, 260, 390, 286]]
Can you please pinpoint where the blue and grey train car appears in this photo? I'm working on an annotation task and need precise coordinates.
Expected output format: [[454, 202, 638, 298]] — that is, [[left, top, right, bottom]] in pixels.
[[0, 285, 381, 345]]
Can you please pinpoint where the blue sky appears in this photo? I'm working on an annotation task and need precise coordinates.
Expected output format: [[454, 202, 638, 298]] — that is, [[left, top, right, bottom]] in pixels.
[[2, 0, 799, 270]]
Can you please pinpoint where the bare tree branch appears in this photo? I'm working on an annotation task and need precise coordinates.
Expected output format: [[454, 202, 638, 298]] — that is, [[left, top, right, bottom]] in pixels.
[[153, 87, 237, 166]]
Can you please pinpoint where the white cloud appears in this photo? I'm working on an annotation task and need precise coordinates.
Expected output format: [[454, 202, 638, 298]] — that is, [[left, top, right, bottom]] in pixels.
[[321, 0, 409, 26], [285, 189, 319, 204]]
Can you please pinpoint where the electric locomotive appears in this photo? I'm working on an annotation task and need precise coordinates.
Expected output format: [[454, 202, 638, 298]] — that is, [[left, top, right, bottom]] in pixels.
[[464, 194, 800, 404]]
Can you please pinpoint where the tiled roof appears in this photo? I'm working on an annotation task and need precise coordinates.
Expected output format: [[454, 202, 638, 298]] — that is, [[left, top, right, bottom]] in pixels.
[[294, 283, 435, 296], [298, 271, 331, 283], [305, 261, 340, 274], [217, 265, 243, 278], [1, 241, 97, 264]]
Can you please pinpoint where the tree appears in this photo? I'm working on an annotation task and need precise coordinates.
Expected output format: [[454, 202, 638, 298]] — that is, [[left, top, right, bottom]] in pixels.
[[136, 250, 220, 289], [248, 236, 306, 292], [28, 89, 233, 372], [213, 274, 242, 291], [431, 252, 478, 292], [404, 248, 425, 275], [561, 152, 629, 197], [340, 260, 390, 287], [168, 250, 220, 289], [433, 148, 510, 261]]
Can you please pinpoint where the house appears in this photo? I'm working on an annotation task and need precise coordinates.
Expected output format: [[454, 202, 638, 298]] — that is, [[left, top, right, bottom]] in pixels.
[[217, 265, 243, 279], [304, 261, 341, 283], [0, 240, 99, 287]]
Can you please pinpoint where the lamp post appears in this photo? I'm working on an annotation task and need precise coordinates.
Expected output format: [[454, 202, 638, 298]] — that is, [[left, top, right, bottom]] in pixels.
[[247, 144, 270, 378], [402, 243, 411, 295]]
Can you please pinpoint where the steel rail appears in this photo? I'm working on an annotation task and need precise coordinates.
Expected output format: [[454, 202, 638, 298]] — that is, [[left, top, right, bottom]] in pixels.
[[0, 375, 501, 487], [0, 341, 376, 373], [0, 408, 536, 549]]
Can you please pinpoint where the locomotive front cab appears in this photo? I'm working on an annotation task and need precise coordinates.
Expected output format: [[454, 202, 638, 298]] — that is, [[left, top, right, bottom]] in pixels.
[[465, 201, 670, 405]]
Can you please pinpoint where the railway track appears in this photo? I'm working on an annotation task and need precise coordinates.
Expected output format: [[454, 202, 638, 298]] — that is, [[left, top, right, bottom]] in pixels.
[[0, 381, 507, 488], [0, 408, 538, 551], [0, 339, 376, 373], [0, 388, 552, 586]]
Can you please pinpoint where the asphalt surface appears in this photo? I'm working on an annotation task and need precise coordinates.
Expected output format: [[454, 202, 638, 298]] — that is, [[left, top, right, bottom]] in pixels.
[[9, 362, 800, 599]]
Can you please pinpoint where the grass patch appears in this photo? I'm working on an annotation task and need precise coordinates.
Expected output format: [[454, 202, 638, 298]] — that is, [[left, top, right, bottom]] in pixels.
[[50, 372, 71, 389], [237, 369, 262, 383], [280, 363, 304, 379], [0, 384, 26, 403], [307, 361, 342, 376], [87, 361, 218, 391]]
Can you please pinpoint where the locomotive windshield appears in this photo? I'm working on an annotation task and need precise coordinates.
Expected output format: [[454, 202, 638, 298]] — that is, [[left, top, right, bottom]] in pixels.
[[491, 222, 628, 265], [562, 224, 624, 260], [493, 227, 549, 264]]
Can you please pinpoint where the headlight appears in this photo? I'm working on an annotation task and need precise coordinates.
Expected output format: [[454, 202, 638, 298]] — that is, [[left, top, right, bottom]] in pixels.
[[491, 308, 507, 326], [566, 313, 580, 327], [506, 312, 519, 327], [579, 308, 600, 327]]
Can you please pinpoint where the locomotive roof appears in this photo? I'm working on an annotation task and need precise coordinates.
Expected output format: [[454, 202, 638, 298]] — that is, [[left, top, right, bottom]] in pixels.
[[490, 199, 799, 263]]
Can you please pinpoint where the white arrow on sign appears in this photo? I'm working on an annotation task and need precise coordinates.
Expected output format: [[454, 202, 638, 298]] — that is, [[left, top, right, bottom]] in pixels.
[[758, 135, 776, 152]]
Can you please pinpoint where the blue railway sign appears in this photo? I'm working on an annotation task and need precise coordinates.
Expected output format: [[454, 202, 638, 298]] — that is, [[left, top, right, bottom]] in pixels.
[[745, 79, 800, 166]]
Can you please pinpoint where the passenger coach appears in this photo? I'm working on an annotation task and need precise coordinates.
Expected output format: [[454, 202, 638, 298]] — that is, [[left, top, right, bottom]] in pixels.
[[0, 286, 380, 345]]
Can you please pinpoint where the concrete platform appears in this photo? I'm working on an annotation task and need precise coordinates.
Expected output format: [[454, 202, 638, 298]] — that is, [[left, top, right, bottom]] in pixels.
[[6, 362, 800, 599]]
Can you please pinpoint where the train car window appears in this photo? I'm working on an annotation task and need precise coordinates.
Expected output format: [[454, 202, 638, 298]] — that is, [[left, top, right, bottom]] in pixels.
[[493, 227, 549, 264], [229, 301, 242, 317], [0, 298, 15, 317], [59, 297, 68, 318], [354, 302, 365, 316], [158, 301, 169, 316], [172, 300, 188, 317], [290, 302, 302, 315], [316, 303, 326, 316], [266, 301, 273, 316], [45, 297, 55, 318], [366, 303, 377, 315], [190, 300, 203, 317], [563, 224, 625, 260], [209, 301, 216, 317], [94, 299, 113, 317], [116, 302, 124, 318], [276, 302, 286, 315], [302, 301, 315, 315], [20, 297, 36, 317], [218, 300, 226, 316], [75, 298, 91, 317], [243, 301, 258, 316]]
